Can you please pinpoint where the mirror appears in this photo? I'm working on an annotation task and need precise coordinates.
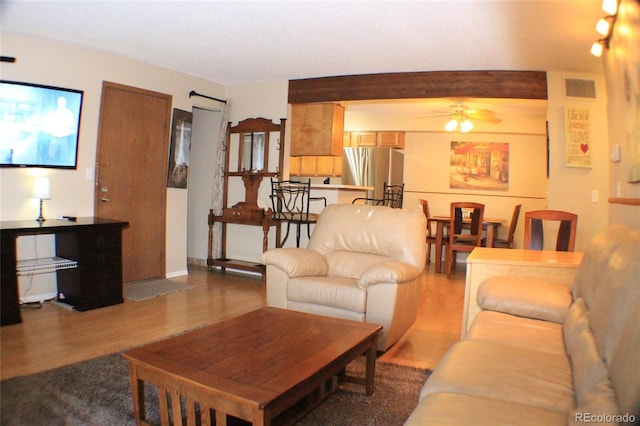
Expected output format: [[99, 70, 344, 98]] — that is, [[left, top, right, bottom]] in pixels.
[[239, 131, 266, 172]]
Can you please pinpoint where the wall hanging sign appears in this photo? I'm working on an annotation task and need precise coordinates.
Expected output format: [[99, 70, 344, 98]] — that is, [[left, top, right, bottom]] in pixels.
[[565, 107, 592, 168], [167, 108, 193, 189], [449, 141, 509, 191]]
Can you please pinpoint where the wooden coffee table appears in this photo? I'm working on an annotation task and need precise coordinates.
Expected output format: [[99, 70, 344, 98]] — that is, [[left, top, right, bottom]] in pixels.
[[122, 307, 382, 426]]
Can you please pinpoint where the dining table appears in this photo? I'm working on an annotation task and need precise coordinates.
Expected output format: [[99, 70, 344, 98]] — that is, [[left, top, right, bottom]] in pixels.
[[430, 215, 504, 274]]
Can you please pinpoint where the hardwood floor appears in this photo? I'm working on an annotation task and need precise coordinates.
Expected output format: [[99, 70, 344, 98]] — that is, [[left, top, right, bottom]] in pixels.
[[0, 263, 466, 380]]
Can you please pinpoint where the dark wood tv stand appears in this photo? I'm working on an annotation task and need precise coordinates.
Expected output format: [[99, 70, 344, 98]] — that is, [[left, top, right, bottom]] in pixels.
[[1, 217, 128, 326]]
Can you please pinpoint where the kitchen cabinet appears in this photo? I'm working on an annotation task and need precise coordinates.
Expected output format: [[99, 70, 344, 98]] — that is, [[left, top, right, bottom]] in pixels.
[[290, 103, 344, 156], [289, 156, 342, 177], [377, 131, 405, 148], [300, 156, 317, 176], [344, 131, 405, 148], [353, 132, 377, 147]]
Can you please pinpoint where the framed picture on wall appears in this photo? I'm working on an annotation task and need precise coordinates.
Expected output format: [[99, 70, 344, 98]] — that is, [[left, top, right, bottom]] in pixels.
[[167, 108, 192, 189], [449, 141, 509, 191], [564, 106, 592, 168]]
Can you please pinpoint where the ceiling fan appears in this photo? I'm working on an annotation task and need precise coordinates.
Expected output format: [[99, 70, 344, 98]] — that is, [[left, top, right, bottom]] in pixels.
[[416, 104, 502, 133]]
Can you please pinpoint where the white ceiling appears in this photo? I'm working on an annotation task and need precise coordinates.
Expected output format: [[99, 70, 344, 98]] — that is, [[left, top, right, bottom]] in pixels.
[[1, 0, 604, 87]]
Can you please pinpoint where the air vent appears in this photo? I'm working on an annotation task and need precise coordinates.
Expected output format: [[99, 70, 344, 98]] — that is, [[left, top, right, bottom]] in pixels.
[[565, 79, 596, 99]]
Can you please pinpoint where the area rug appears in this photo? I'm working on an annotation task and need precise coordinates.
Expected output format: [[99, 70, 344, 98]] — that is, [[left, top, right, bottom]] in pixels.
[[1, 353, 429, 426], [123, 278, 195, 301]]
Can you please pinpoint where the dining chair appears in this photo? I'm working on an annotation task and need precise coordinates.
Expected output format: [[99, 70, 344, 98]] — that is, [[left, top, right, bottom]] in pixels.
[[523, 210, 578, 252], [489, 204, 522, 249], [418, 199, 442, 265], [446, 202, 485, 278], [270, 179, 326, 247], [352, 182, 404, 208]]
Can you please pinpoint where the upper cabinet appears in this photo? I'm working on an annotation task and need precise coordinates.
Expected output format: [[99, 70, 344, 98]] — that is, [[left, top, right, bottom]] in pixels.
[[290, 103, 345, 156], [344, 131, 405, 148], [376, 131, 405, 148]]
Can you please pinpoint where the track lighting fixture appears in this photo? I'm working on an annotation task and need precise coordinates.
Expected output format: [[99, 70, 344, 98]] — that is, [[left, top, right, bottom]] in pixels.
[[590, 0, 619, 57]]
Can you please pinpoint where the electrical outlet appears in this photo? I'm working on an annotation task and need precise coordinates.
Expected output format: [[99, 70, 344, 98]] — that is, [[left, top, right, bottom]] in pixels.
[[591, 190, 599, 203]]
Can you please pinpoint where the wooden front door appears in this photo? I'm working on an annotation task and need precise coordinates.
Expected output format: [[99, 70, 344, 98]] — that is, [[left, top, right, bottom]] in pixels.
[[95, 81, 171, 283]]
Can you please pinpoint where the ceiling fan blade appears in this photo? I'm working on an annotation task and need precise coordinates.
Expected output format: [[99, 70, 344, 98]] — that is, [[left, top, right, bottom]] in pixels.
[[467, 108, 496, 117], [412, 112, 452, 119]]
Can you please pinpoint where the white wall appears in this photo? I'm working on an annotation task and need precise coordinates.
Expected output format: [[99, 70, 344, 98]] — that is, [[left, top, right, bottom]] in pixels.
[[604, 0, 640, 228], [546, 72, 611, 248], [0, 33, 225, 287]]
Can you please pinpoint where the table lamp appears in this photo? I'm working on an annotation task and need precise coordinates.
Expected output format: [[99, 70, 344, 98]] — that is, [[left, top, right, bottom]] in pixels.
[[32, 177, 51, 222]]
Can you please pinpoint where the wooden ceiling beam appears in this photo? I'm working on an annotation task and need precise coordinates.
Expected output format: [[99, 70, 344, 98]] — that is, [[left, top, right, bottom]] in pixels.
[[288, 70, 547, 104]]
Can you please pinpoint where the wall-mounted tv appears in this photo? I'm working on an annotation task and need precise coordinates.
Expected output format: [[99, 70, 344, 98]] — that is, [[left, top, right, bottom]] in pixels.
[[0, 80, 83, 169]]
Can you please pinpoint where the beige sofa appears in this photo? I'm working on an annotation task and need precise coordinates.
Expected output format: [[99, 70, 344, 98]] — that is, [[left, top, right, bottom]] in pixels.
[[261, 203, 427, 351], [405, 224, 640, 425]]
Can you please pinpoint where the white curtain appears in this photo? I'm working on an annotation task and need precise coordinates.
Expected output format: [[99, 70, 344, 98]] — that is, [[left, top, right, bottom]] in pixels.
[[210, 101, 230, 259]]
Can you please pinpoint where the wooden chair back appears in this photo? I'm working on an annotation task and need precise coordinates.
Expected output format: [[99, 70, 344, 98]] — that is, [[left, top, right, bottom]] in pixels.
[[446, 202, 485, 278], [418, 199, 433, 237], [504, 204, 522, 248], [449, 202, 485, 246], [524, 209, 578, 252]]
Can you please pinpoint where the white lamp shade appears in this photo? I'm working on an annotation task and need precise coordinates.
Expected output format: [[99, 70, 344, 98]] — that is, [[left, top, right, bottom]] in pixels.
[[591, 41, 604, 57], [601, 0, 617, 15], [32, 177, 51, 199], [444, 119, 458, 132], [595, 18, 611, 36]]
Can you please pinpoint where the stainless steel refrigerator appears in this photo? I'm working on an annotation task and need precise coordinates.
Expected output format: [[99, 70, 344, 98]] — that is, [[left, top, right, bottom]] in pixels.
[[342, 147, 404, 201]]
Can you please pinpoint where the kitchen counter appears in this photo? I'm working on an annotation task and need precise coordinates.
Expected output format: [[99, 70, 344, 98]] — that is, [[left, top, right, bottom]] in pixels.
[[308, 184, 373, 210], [309, 184, 374, 191]]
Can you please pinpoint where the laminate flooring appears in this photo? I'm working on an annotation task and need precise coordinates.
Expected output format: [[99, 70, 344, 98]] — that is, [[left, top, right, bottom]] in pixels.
[[0, 263, 465, 380]]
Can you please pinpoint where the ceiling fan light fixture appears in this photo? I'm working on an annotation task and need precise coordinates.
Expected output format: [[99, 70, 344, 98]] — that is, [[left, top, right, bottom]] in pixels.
[[460, 119, 474, 133], [444, 118, 458, 132]]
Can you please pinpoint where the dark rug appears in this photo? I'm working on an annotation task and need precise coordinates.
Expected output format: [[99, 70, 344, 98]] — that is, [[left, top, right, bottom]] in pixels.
[[1, 353, 429, 426]]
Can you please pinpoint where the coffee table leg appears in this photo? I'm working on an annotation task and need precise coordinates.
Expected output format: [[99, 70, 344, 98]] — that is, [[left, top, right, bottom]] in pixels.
[[365, 336, 377, 396]]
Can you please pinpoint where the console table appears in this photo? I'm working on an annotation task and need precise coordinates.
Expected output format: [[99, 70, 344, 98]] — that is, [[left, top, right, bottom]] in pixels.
[[1, 217, 128, 326]]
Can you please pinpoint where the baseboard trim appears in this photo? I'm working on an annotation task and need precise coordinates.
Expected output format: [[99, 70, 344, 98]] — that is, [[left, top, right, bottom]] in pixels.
[[166, 270, 188, 278]]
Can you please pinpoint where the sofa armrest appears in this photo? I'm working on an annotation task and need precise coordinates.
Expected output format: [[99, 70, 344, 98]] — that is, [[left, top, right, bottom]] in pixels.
[[261, 248, 328, 278], [477, 276, 573, 324], [357, 260, 423, 289]]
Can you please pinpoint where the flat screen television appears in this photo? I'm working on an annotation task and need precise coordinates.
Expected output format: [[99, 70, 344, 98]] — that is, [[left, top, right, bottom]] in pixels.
[[0, 80, 83, 169]]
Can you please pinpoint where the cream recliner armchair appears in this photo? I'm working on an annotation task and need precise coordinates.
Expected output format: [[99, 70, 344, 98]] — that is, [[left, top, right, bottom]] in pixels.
[[261, 203, 427, 351]]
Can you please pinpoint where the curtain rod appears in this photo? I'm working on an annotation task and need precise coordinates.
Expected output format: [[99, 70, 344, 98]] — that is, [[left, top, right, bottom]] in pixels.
[[188, 90, 227, 104]]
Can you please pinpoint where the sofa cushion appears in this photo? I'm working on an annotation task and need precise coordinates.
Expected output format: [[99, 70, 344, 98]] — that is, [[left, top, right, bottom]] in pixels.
[[421, 340, 574, 414], [477, 275, 572, 323], [406, 392, 567, 426], [467, 311, 566, 356], [287, 276, 366, 313]]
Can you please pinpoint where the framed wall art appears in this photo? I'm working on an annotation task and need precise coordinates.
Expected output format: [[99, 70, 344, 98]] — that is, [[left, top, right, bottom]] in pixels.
[[449, 141, 509, 191], [167, 108, 192, 189], [564, 106, 592, 168]]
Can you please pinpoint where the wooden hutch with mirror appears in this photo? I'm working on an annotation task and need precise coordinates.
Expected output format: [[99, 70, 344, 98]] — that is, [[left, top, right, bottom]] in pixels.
[[207, 117, 285, 275]]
